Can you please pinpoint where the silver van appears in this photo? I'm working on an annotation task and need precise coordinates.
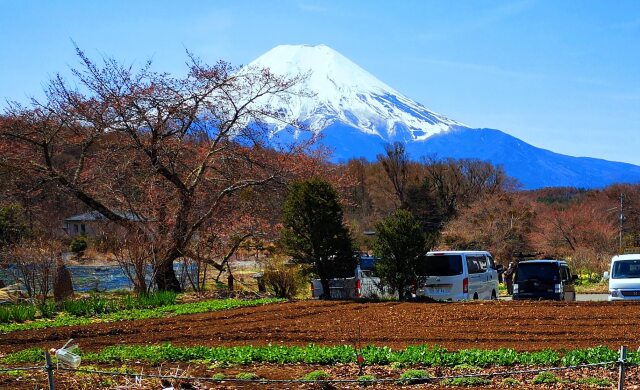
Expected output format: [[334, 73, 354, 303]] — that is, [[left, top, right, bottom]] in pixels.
[[415, 251, 500, 301]]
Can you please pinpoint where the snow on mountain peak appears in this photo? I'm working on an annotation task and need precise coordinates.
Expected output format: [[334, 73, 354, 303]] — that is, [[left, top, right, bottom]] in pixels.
[[245, 44, 464, 141]]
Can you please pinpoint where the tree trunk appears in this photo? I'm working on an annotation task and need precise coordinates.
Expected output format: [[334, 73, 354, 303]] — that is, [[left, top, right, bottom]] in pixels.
[[154, 255, 181, 292], [320, 277, 332, 300]]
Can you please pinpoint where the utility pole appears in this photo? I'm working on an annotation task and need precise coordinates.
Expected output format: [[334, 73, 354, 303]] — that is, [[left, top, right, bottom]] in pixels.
[[619, 193, 625, 253]]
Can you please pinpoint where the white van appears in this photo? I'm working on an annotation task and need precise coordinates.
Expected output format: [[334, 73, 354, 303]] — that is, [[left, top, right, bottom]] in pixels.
[[604, 254, 640, 301], [415, 251, 500, 301]]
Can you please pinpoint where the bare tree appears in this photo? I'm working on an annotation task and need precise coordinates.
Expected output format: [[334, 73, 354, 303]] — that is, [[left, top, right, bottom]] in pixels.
[[3, 238, 60, 302], [377, 142, 409, 206], [0, 48, 309, 291]]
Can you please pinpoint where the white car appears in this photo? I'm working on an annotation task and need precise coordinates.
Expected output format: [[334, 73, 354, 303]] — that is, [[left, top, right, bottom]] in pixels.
[[604, 254, 640, 301], [415, 251, 500, 301]]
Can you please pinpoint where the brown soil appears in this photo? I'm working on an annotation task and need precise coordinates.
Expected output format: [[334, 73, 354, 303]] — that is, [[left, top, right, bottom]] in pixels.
[[3, 363, 639, 389], [2, 300, 640, 354]]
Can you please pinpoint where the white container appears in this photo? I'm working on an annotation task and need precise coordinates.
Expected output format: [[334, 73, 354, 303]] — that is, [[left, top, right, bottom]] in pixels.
[[51, 339, 81, 368], [54, 348, 81, 368]]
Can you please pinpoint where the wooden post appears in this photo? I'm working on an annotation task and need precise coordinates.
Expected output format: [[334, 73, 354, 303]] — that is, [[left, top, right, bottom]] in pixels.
[[618, 345, 627, 390], [45, 350, 55, 390]]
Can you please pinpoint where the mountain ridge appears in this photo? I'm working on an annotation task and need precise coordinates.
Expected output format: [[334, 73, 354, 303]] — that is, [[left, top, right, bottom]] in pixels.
[[247, 44, 640, 189]]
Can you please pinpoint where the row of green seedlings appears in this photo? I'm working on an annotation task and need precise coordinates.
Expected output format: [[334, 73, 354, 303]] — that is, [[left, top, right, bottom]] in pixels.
[[0, 291, 177, 324], [299, 369, 613, 387], [3, 344, 634, 368]]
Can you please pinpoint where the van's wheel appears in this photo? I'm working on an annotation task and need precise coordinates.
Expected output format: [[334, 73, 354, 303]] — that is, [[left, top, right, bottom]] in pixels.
[[491, 290, 497, 300], [473, 293, 479, 300]]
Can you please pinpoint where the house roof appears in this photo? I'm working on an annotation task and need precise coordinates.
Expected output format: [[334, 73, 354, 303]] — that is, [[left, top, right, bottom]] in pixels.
[[64, 210, 143, 222]]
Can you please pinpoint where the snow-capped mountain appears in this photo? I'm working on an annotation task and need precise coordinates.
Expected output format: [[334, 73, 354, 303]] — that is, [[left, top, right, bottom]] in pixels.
[[247, 44, 463, 141], [245, 44, 640, 189]]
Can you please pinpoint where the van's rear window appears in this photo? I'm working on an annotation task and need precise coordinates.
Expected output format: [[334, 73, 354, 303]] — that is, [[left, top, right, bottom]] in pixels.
[[515, 263, 559, 283], [420, 255, 463, 276]]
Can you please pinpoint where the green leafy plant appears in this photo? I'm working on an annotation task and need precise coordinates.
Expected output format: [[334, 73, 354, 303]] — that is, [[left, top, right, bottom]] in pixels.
[[501, 378, 521, 387], [532, 371, 560, 384], [0, 298, 283, 334], [211, 373, 225, 381], [441, 377, 491, 386], [9, 304, 37, 323], [0, 306, 11, 323], [358, 375, 376, 385], [302, 370, 331, 381], [398, 369, 431, 384], [37, 300, 57, 319], [0, 348, 44, 365]]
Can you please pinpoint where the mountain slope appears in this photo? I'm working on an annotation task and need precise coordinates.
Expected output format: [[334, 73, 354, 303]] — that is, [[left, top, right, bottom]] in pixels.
[[247, 44, 464, 141], [247, 44, 640, 189]]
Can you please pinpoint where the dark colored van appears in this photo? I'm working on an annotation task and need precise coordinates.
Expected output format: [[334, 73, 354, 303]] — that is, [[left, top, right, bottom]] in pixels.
[[512, 260, 577, 301]]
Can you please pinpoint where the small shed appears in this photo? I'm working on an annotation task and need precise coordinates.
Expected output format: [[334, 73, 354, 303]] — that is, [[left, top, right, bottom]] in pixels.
[[63, 210, 141, 237]]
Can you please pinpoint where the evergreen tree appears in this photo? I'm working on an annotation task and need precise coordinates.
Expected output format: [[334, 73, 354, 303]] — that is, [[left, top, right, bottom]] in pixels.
[[373, 209, 427, 300], [280, 178, 356, 299]]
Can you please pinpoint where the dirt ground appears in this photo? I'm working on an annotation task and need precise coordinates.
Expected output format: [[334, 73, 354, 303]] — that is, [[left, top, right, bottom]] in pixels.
[[2, 300, 640, 354], [4, 362, 639, 389]]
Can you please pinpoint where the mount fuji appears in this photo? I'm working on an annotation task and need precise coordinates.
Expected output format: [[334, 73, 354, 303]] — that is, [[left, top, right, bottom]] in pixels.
[[247, 44, 640, 189]]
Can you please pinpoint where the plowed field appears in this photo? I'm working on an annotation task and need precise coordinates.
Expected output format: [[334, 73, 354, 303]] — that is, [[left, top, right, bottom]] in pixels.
[[2, 300, 640, 353]]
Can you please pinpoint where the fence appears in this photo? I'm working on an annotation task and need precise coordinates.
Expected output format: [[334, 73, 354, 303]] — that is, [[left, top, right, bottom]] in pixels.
[[0, 346, 635, 389]]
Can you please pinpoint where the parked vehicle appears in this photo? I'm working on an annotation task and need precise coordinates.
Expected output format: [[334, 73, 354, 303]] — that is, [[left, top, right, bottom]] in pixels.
[[415, 251, 500, 301], [512, 260, 577, 301], [310, 255, 389, 299], [603, 254, 640, 301]]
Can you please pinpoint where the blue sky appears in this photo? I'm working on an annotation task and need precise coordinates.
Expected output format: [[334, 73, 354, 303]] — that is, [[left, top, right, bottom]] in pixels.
[[1, 0, 639, 164]]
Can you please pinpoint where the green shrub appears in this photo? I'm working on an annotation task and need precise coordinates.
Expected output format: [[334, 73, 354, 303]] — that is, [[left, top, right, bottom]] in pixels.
[[532, 372, 560, 384], [10, 304, 37, 322], [398, 369, 431, 384], [135, 291, 177, 308], [0, 306, 11, 323], [577, 377, 613, 387], [69, 235, 88, 254], [38, 301, 57, 319], [235, 372, 260, 380], [358, 375, 376, 385], [211, 373, 225, 381], [441, 377, 491, 386], [302, 370, 331, 381], [62, 295, 114, 317], [501, 378, 521, 387]]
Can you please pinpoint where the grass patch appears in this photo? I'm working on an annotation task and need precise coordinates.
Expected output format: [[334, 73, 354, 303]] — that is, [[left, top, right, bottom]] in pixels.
[[0, 304, 37, 323], [398, 369, 430, 384], [501, 377, 520, 387], [441, 377, 492, 386], [0, 298, 284, 334], [532, 371, 561, 384], [358, 374, 376, 385], [301, 370, 331, 381]]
